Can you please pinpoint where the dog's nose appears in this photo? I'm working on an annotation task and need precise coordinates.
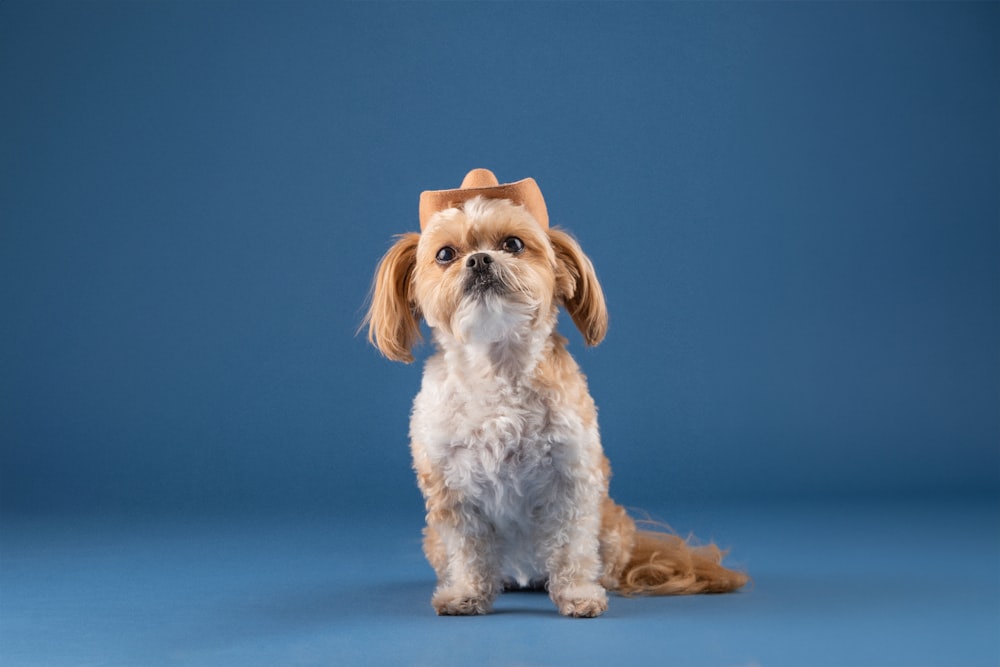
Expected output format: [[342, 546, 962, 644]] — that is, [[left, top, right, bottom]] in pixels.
[[466, 253, 494, 271]]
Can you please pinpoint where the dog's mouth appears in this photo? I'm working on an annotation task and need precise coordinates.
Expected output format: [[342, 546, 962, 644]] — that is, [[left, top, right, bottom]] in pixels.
[[449, 261, 539, 343], [465, 271, 505, 297], [463, 253, 510, 297]]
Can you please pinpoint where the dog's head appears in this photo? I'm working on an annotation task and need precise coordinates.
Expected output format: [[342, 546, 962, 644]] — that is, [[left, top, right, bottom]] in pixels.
[[365, 195, 607, 363]]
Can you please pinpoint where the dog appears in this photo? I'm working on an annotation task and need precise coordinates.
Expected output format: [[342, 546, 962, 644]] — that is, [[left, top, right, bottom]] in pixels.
[[364, 169, 747, 617]]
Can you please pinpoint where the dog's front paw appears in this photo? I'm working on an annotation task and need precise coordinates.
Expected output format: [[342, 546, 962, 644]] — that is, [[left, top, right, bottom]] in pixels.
[[553, 584, 608, 618], [432, 587, 494, 616]]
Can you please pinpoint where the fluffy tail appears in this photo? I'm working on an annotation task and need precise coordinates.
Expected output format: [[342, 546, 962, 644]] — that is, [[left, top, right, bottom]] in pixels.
[[616, 522, 749, 596]]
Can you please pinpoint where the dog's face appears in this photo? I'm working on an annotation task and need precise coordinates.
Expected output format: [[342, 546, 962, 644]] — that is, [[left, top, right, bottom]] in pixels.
[[413, 198, 560, 345], [366, 196, 607, 362]]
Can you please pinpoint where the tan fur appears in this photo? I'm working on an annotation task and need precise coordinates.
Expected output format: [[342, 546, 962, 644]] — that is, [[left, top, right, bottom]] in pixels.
[[363, 233, 421, 363], [365, 189, 747, 617], [548, 228, 608, 346], [599, 503, 750, 596]]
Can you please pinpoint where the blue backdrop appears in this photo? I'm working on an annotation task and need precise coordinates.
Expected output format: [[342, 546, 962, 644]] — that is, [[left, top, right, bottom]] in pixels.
[[2, 1, 997, 516]]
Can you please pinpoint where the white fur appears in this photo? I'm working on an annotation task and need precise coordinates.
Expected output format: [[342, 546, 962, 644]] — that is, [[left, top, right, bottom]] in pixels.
[[411, 323, 605, 590]]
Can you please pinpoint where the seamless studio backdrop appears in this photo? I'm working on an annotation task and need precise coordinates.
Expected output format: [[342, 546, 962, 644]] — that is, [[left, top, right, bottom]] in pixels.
[[1, 2, 998, 667]]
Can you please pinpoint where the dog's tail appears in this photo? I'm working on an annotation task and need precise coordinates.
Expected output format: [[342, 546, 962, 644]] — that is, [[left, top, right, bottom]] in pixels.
[[612, 515, 749, 596]]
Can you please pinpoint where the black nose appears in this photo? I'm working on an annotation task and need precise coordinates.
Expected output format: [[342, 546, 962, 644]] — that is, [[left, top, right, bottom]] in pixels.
[[466, 252, 494, 271]]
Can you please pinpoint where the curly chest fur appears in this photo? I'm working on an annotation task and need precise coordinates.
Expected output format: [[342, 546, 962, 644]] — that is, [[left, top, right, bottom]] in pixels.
[[418, 381, 561, 494], [411, 362, 603, 588], [410, 354, 598, 527]]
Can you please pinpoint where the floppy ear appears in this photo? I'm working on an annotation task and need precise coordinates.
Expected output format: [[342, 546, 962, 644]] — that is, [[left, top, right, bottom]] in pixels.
[[548, 228, 608, 346], [363, 233, 422, 362]]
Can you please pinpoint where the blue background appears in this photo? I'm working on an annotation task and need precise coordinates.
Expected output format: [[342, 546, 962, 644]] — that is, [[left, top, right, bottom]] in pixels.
[[1, 2, 998, 666]]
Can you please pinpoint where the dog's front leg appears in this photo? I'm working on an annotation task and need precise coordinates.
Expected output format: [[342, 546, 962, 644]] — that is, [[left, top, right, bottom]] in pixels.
[[544, 492, 608, 618], [428, 514, 500, 616]]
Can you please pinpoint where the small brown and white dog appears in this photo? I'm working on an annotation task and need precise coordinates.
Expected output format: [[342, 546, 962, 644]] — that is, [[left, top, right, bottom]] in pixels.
[[365, 169, 747, 617]]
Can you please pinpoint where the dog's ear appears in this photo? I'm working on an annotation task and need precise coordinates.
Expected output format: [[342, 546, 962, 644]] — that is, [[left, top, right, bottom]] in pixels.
[[549, 228, 608, 346], [363, 233, 422, 362]]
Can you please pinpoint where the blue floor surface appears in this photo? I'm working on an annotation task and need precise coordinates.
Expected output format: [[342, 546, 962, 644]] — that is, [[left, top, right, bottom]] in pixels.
[[2, 499, 998, 666]]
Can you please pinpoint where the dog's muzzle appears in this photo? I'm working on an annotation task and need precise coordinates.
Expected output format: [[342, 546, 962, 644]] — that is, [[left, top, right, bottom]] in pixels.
[[464, 252, 504, 296]]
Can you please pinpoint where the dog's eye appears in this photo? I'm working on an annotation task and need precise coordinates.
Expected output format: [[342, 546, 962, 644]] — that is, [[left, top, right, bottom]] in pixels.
[[501, 236, 524, 254], [435, 246, 457, 264]]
